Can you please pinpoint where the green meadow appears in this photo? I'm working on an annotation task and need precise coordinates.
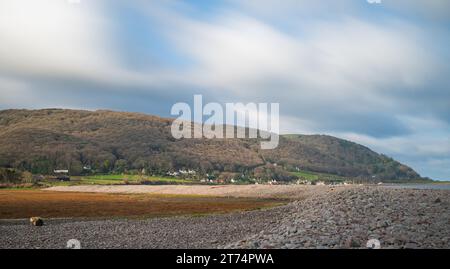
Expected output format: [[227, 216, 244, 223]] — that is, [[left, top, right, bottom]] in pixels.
[[291, 170, 346, 183], [42, 174, 195, 187]]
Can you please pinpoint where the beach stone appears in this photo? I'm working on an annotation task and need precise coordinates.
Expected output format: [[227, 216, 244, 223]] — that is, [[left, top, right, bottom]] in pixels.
[[29, 217, 44, 227], [3, 185, 449, 249], [404, 242, 419, 249], [345, 238, 361, 248]]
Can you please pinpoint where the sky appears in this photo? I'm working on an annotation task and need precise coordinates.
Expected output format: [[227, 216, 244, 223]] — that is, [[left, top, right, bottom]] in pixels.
[[0, 0, 449, 180]]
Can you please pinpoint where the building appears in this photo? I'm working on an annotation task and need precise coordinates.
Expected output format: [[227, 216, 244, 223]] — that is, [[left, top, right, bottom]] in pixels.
[[53, 169, 70, 181]]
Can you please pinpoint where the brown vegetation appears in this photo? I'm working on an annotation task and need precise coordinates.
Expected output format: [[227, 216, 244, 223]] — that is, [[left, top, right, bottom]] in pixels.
[[0, 190, 282, 219]]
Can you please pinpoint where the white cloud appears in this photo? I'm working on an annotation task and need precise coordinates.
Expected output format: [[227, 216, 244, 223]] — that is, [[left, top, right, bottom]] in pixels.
[[384, 0, 450, 21], [231, 0, 450, 21], [227, 0, 357, 18], [160, 10, 433, 118], [0, 0, 170, 87], [0, 1, 113, 79], [0, 77, 30, 107], [334, 115, 450, 179]]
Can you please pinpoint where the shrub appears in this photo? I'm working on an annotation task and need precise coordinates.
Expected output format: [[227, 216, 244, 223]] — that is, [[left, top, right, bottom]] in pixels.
[[0, 168, 22, 183]]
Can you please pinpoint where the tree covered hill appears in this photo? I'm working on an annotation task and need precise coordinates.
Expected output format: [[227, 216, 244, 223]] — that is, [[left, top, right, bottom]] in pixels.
[[0, 109, 422, 182]]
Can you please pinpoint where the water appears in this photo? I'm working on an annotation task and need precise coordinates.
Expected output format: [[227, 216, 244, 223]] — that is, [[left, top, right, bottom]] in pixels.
[[382, 183, 450, 190]]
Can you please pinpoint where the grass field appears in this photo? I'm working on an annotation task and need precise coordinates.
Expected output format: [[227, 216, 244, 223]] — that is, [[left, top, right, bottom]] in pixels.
[[292, 171, 320, 181], [0, 189, 284, 219], [291, 170, 345, 183], [40, 174, 196, 187]]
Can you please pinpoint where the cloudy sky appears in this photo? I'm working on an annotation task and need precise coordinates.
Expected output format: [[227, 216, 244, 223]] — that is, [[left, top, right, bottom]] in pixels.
[[0, 0, 449, 180]]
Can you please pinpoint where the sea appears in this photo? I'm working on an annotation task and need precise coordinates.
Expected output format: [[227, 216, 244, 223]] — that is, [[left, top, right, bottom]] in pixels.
[[382, 183, 450, 190]]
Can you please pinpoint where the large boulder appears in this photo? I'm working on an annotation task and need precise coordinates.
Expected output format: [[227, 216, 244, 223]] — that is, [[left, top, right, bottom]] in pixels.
[[30, 217, 44, 226]]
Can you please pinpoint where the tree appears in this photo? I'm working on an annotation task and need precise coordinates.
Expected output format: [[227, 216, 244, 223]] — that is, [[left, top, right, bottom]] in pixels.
[[114, 159, 128, 173]]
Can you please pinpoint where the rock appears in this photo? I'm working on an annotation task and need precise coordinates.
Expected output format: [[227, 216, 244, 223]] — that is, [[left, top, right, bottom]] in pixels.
[[288, 227, 297, 234], [434, 198, 442, 203], [376, 221, 389, 229], [346, 238, 361, 248], [29, 217, 44, 226], [385, 238, 396, 245], [404, 242, 419, 249]]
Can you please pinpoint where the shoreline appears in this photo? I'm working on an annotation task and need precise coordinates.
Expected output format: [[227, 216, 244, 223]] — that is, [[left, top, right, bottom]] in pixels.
[[44, 184, 347, 199], [1, 185, 449, 249]]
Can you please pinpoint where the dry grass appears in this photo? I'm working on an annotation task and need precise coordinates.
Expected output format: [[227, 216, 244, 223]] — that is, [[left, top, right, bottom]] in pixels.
[[0, 189, 284, 219]]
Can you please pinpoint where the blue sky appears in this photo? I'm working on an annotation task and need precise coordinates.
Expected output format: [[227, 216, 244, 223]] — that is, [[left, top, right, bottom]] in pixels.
[[0, 0, 449, 180]]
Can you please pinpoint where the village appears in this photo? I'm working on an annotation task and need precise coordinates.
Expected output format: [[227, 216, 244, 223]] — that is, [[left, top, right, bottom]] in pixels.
[[29, 165, 359, 188]]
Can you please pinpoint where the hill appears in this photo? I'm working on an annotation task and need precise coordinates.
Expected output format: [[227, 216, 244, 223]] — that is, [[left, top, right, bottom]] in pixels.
[[0, 109, 423, 182]]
